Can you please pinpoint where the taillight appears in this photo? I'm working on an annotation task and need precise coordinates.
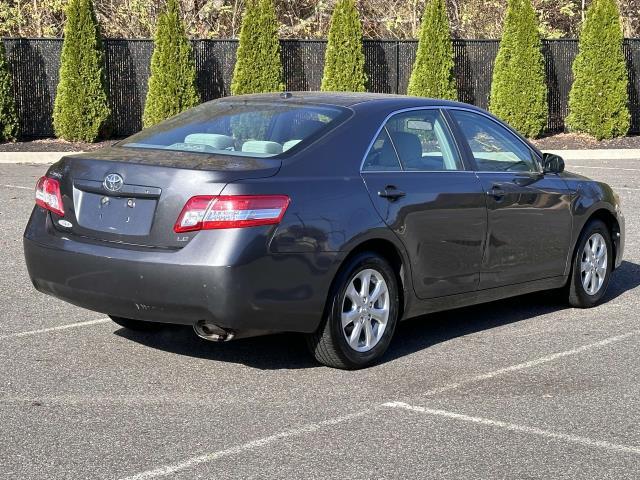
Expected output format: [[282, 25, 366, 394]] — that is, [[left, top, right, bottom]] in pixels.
[[174, 195, 290, 233], [35, 176, 64, 216]]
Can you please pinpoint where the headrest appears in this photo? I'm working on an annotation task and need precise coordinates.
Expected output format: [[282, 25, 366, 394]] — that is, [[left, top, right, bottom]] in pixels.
[[389, 131, 422, 163], [283, 139, 302, 151], [184, 133, 234, 150], [241, 140, 283, 155]]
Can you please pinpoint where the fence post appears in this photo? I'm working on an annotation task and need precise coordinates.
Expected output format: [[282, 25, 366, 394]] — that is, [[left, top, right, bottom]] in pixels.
[[395, 40, 400, 94]]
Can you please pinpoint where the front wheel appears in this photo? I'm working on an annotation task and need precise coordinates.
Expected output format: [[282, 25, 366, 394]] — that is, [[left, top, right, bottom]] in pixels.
[[306, 252, 400, 369], [568, 220, 613, 308]]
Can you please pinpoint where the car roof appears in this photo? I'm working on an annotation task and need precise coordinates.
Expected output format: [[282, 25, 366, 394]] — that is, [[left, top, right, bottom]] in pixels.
[[224, 91, 481, 110]]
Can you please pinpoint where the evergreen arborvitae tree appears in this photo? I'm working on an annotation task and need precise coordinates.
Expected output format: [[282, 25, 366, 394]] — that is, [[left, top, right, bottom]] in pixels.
[[143, 0, 199, 128], [567, 0, 629, 139], [489, 0, 547, 138], [231, 0, 284, 95], [53, 0, 110, 142], [0, 42, 19, 142], [407, 0, 456, 100], [321, 0, 367, 92]]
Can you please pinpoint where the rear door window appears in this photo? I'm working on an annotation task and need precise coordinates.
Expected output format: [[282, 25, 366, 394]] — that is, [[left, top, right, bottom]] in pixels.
[[122, 101, 348, 158]]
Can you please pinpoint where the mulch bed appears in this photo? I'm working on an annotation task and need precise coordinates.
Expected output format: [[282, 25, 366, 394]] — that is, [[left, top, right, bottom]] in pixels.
[[531, 133, 640, 150], [1, 133, 640, 152], [0, 139, 117, 152]]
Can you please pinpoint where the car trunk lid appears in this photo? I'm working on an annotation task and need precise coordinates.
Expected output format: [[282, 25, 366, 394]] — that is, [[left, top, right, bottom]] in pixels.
[[48, 147, 281, 249]]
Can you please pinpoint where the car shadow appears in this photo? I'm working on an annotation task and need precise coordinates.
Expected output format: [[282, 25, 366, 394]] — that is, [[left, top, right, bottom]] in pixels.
[[386, 260, 640, 364], [115, 260, 640, 371]]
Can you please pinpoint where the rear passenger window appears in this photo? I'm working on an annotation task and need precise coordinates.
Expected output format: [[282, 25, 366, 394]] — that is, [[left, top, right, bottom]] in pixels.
[[362, 129, 402, 171], [385, 110, 463, 171]]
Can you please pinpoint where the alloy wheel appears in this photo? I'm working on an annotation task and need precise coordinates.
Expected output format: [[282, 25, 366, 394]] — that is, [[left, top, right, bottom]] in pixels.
[[341, 268, 390, 352], [580, 232, 608, 296]]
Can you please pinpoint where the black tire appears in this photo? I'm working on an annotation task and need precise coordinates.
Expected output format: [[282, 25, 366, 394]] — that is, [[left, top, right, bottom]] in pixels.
[[306, 252, 400, 369], [567, 219, 613, 308], [109, 315, 164, 332]]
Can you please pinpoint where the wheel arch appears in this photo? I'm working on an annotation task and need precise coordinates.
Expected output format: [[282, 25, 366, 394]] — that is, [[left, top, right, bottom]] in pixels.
[[328, 238, 411, 322], [569, 207, 621, 275], [585, 208, 620, 266]]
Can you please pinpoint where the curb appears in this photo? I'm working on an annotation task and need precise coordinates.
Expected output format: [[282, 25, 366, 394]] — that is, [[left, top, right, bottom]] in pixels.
[[0, 152, 81, 164], [544, 149, 640, 160]]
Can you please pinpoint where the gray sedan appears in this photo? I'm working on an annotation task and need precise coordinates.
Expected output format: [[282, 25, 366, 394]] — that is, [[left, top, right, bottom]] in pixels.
[[23, 92, 625, 369]]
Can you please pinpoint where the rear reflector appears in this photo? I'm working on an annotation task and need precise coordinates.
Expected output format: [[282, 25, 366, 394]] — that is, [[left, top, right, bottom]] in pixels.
[[174, 195, 290, 233], [35, 176, 64, 216]]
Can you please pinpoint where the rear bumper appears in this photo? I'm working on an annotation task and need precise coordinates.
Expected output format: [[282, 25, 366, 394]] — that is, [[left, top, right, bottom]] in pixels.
[[24, 208, 342, 335]]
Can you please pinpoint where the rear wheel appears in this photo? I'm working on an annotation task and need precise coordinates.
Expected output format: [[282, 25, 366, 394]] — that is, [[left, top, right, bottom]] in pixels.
[[109, 316, 164, 332], [306, 252, 399, 369], [568, 220, 613, 308]]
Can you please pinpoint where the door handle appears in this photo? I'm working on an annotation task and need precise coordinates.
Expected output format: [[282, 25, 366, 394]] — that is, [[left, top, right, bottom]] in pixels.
[[486, 184, 506, 200], [378, 185, 406, 201]]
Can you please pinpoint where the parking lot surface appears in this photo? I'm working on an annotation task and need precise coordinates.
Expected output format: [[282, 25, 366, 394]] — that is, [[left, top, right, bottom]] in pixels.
[[1, 157, 639, 479]]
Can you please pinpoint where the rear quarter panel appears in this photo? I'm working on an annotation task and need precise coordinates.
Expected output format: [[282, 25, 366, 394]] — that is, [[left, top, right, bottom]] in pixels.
[[221, 102, 417, 319]]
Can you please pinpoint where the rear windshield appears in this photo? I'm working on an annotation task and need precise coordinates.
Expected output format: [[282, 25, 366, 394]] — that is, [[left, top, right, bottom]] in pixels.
[[121, 101, 348, 157]]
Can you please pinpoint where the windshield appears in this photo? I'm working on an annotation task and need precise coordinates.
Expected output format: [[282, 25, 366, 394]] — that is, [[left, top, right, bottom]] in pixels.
[[121, 101, 348, 157]]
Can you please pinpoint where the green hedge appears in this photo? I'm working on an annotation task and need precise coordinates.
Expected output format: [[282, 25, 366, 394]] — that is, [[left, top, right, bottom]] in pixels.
[[142, 0, 199, 128], [321, 0, 367, 92], [52, 0, 110, 142], [407, 0, 456, 100], [489, 0, 547, 138], [0, 42, 19, 142], [567, 0, 630, 139], [231, 0, 284, 95]]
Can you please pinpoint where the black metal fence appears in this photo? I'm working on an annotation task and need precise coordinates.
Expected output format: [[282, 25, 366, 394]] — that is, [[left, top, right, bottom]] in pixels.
[[3, 37, 640, 138]]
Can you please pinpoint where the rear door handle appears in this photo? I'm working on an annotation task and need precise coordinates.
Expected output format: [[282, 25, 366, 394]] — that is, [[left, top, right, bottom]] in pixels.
[[486, 184, 506, 200], [378, 185, 406, 201]]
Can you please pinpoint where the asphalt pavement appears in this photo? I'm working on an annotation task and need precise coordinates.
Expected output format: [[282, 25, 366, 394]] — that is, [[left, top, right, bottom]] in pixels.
[[0, 157, 639, 479]]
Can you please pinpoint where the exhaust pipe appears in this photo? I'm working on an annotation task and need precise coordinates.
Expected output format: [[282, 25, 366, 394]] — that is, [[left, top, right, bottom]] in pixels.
[[193, 321, 235, 342]]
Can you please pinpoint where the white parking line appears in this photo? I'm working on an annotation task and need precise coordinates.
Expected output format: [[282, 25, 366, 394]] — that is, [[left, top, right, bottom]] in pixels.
[[419, 330, 639, 397], [2, 183, 31, 190], [384, 401, 640, 456], [119, 410, 371, 480], [118, 329, 638, 479], [0, 318, 111, 340]]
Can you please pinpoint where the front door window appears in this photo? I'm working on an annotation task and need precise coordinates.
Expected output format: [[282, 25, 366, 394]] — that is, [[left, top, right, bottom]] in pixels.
[[384, 110, 464, 171], [450, 110, 539, 172]]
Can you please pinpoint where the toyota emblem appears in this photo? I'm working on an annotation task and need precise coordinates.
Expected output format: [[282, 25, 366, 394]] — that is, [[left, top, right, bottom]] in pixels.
[[103, 173, 124, 193]]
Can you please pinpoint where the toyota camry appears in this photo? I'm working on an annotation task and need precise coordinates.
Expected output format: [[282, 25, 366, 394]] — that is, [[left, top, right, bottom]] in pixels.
[[23, 92, 625, 369]]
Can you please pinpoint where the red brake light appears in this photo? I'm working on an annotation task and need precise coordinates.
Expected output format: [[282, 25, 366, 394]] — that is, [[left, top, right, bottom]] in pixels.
[[35, 176, 64, 216], [174, 195, 290, 233]]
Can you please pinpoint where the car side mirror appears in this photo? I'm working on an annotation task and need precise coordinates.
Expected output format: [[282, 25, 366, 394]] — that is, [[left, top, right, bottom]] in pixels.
[[542, 153, 565, 174]]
